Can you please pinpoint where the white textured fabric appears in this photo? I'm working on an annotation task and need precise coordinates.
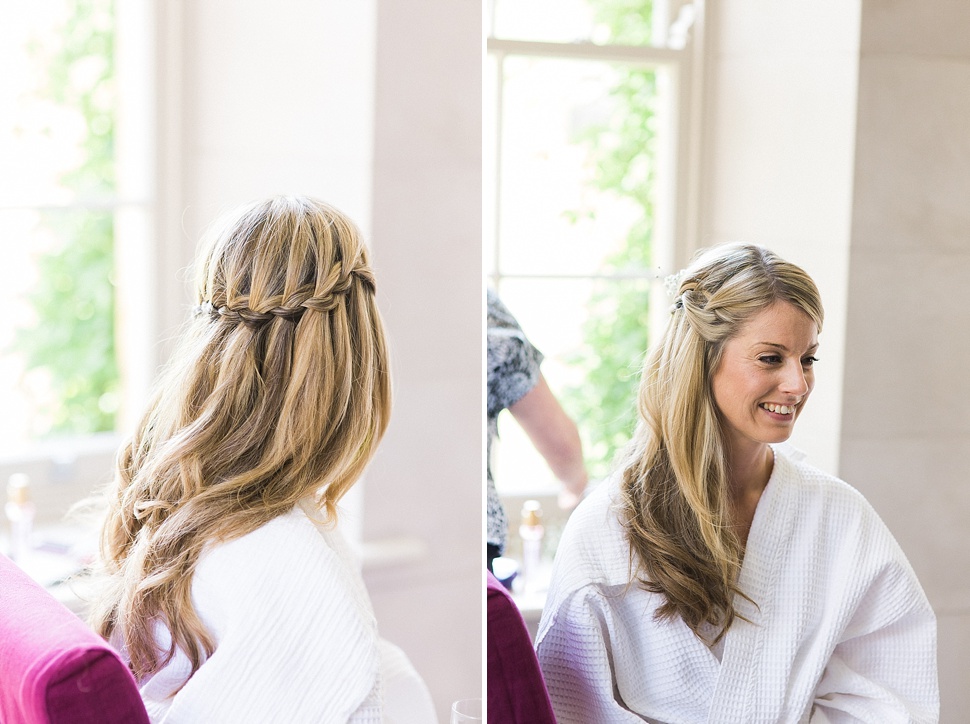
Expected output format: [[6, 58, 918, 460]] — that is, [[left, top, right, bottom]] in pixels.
[[123, 502, 435, 723], [536, 446, 939, 723], [379, 638, 438, 724]]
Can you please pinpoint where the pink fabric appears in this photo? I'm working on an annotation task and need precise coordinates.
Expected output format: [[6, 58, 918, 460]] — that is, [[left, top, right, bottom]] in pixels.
[[0, 554, 148, 724], [487, 570, 556, 724]]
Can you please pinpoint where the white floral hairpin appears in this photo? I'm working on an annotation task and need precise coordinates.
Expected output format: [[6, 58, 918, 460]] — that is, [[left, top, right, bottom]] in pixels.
[[663, 269, 687, 297]]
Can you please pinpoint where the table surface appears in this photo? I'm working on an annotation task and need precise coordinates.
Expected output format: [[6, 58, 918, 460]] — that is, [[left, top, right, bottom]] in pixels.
[[2, 521, 97, 614]]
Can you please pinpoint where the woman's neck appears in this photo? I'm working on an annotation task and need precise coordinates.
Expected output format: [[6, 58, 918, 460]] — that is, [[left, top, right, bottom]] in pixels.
[[724, 439, 773, 494], [724, 441, 774, 546]]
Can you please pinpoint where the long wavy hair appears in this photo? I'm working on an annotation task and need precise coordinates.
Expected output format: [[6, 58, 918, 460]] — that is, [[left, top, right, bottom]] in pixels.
[[617, 242, 823, 643], [90, 195, 391, 681]]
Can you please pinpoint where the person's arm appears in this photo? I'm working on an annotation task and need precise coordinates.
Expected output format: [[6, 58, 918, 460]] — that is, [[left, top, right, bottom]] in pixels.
[[508, 374, 588, 505]]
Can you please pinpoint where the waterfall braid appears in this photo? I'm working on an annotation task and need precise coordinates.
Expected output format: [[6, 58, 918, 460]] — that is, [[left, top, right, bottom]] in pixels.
[[617, 243, 823, 643], [91, 196, 391, 681]]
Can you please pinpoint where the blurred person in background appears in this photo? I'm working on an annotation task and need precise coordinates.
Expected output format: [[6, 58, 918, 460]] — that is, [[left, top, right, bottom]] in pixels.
[[486, 289, 587, 573]]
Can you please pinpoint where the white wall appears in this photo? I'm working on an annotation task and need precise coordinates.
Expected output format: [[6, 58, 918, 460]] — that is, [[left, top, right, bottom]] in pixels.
[[155, 1, 481, 719], [363, 0, 483, 719], [699, 0, 862, 477], [148, 0, 379, 367], [840, 2, 970, 719]]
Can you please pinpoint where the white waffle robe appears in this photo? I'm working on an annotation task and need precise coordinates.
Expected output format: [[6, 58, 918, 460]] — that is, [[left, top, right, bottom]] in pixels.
[[116, 502, 437, 723], [536, 446, 938, 723]]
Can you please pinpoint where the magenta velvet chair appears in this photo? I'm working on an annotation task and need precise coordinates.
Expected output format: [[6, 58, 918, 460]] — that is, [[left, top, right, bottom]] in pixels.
[[0, 553, 149, 724], [487, 570, 557, 723]]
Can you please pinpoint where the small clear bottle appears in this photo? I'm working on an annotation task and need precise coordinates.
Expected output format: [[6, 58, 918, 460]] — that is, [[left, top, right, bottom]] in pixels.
[[5, 473, 36, 562], [518, 499, 545, 592]]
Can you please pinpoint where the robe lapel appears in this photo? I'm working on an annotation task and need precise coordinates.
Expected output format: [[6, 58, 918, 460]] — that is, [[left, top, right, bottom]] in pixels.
[[706, 448, 797, 723]]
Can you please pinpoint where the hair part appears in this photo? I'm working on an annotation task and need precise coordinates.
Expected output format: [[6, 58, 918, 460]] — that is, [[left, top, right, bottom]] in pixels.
[[618, 242, 823, 642], [91, 195, 391, 681]]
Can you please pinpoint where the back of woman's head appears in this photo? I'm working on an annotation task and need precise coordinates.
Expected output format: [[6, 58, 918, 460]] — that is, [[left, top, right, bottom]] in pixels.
[[620, 242, 822, 642], [182, 194, 390, 515], [94, 195, 390, 679]]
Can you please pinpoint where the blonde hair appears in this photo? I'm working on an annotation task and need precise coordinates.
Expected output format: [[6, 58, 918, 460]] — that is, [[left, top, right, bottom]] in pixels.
[[91, 195, 391, 680], [618, 242, 822, 642]]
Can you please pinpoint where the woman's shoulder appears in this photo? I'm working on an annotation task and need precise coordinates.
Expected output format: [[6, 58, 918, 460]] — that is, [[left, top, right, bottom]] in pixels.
[[562, 478, 622, 535], [771, 445, 910, 559], [154, 506, 383, 722], [198, 505, 342, 576], [552, 477, 633, 589], [192, 505, 376, 635], [773, 444, 880, 517], [769, 446, 932, 621], [539, 479, 642, 650]]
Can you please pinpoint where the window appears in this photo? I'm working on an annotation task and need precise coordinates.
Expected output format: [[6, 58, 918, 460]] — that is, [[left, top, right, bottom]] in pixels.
[[486, 0, 704, 497], [0, 2, 151, 447], [0, 2, 154, 499]]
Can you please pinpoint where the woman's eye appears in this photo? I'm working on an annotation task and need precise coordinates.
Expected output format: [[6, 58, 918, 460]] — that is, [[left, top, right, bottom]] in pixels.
[[802, 356, 819, 367], [758, 355, 782, 365]]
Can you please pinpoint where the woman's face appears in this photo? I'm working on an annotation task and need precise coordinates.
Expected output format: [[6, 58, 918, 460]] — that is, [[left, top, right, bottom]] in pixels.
[[710, 300, 819, 454]]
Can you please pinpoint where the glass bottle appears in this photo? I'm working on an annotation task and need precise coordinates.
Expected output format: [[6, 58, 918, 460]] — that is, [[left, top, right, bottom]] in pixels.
[[5, 473, 35, 562], [518, 499, 544, 592]]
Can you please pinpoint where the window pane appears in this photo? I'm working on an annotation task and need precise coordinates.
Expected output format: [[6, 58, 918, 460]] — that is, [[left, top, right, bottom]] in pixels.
[[488, 1, 680, 493], [0, 209, 118, 448], [496, 56, 661, 277], [484, 52, 499, 279], [492, 0, 657, 46], [0, 0, 121, 452], [492, 0, 597, 44], [0, 3, 115, 206], [492, 276, 653, 489]]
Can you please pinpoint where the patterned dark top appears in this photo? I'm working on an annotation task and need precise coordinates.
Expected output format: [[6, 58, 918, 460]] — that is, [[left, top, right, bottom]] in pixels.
[[487, 289, 543, 552]]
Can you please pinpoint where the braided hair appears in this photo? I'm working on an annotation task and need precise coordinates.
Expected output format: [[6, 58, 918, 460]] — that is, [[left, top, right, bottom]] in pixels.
[[92, 195, 391, 681]]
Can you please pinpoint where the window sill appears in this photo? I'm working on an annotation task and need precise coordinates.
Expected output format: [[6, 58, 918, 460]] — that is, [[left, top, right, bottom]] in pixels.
[[360, 535, 430, 570]]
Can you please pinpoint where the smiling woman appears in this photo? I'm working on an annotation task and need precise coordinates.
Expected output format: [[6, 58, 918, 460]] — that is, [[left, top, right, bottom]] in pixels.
[[711, 300, 819, 464], [536, 243, 939, 723], [620, 243, 826, 631], [709, 300, 819, 549]]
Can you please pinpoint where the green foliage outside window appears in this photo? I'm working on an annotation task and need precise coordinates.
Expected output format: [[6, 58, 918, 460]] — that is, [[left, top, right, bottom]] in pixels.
[[14, 0, 119, 437], [560, 1, 656, 479]]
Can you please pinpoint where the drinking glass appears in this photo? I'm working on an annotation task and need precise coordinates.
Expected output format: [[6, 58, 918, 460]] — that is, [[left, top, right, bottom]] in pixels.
[[450, 697, 483, 723]]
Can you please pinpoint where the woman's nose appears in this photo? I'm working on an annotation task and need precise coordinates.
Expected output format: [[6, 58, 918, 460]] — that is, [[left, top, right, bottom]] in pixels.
[[780, 361, 810, 396]]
